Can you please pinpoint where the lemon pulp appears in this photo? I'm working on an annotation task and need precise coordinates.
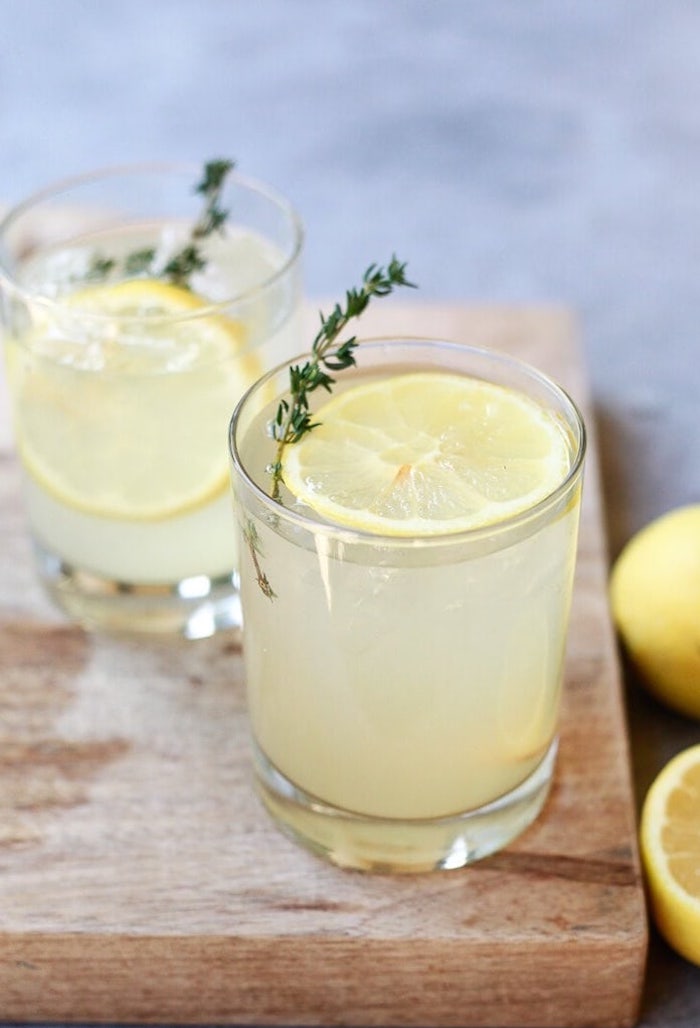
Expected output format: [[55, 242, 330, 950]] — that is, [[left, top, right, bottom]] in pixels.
[[281, 371, 572, 535], [641, 744, 700, 966], [8, 279, 258, 520]]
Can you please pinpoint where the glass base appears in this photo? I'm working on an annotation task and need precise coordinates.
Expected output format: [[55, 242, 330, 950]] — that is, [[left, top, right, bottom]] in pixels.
[[253, 739, 558, 873], [35, 541, 242, 639]]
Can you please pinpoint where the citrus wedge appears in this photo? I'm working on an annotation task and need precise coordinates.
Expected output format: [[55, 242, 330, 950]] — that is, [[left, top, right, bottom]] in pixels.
[[640, 744, 700, 966], [8, 279, 257, 520], [281, 371, 572, 535]]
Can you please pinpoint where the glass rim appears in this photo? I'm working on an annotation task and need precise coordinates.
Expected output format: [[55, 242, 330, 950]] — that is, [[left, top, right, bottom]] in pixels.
[[0, 160, 305, 320], [229, 336, 588, 549]]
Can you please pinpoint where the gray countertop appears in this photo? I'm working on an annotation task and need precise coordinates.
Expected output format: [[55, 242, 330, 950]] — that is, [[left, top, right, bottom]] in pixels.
[[1, 1, 699, 1024]]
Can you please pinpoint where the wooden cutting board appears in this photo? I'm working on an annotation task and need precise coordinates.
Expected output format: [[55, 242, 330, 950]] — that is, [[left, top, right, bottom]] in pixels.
[[0, 302, 647, 1027]]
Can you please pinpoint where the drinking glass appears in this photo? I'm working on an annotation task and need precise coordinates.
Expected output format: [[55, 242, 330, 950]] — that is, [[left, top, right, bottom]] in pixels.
[[0, 163, 303, 637], [229, 338, 586, 872]]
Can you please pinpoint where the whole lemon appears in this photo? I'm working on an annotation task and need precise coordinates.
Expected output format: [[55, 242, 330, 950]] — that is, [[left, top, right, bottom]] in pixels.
[[610, 504, 700, 719]]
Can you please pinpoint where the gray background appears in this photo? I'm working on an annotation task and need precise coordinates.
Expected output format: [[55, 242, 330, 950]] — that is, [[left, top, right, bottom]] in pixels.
[[2, 1, 700, 1024]]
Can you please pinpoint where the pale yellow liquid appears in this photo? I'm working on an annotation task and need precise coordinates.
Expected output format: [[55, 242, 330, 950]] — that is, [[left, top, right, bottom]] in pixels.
[[6, 223, 302, 584], [238, 381, 581, 823]]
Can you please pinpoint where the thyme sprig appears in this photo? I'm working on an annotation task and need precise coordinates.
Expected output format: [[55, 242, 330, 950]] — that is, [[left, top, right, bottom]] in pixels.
[[267, 256, 416, 500], [85, 158, 235, 288], [243, 518, 276, 600]]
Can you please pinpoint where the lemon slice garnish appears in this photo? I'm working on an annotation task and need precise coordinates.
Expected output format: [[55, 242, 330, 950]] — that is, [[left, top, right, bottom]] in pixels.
[[641, 744, 700, 967], [282, 371, 572, 535], [8, 279, 258, 520]]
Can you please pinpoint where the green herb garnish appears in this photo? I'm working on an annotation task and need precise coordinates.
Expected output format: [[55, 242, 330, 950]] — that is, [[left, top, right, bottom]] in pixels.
[[243, 518, 277, 600], [85, 158, 235, 288], [267, 256, 415, 501], [124, 248, 157, 276], [84, 255, 117, 281], [190, 159, 233, 239]]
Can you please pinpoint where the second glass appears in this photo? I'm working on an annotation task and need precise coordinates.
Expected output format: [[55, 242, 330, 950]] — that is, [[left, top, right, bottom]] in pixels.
[[229, 338, 586, 873], [0, 162, 303, 637]]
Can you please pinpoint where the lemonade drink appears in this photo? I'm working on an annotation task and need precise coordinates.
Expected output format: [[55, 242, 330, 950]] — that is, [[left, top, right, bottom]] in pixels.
[[229, 339, 586, 871], [0, 165, 303, 635]]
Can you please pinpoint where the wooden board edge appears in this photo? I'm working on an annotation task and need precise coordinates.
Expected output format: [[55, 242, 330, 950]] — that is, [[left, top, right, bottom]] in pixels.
[[0, 932, 647, 1027]]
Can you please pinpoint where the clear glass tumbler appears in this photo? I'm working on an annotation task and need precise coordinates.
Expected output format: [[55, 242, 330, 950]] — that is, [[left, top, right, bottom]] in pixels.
[[229, 338, 586, 872], [0, 163, 303, 637]]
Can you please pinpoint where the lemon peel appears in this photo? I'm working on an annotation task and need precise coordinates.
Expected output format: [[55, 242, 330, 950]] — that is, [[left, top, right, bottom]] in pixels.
[[610, 504, 700, 719]]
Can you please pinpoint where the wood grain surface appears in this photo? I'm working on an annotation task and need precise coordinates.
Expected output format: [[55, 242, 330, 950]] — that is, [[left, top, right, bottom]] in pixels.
[[0, 302, 648, 1026]]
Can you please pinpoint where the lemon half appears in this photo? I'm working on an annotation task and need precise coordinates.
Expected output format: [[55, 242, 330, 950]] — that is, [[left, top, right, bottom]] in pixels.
[[8, 279, 257, 520], [641, 743, 700, 966], [282, 371, 572, 535]]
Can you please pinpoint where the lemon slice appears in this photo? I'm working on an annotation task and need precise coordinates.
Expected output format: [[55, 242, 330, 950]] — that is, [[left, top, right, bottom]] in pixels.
[[67, 278, 223, 317], [640, 744, 700, 966], [282, 371, 572, 535], [8, 279, 257, 520]]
